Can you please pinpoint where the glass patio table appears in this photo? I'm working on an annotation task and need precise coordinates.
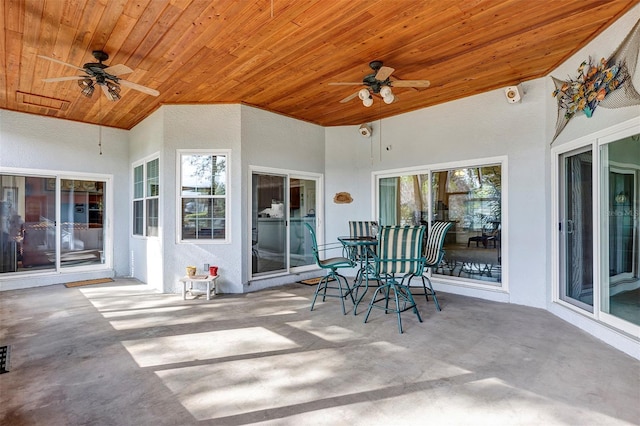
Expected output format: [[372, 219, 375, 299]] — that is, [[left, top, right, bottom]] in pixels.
[[338, 236, 378, 314]]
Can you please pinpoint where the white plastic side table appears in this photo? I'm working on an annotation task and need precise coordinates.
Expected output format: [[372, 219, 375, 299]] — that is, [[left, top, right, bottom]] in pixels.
[[179, 275, 219, 300]]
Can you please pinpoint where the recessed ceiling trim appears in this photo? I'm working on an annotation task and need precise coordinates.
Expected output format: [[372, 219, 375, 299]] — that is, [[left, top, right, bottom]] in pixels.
[[16, 91, 70, 111]]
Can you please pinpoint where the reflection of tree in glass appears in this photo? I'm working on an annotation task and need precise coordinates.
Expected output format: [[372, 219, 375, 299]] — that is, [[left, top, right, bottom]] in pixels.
[[478, 166, 501, 223], [186, 155, 226, 195], [399, 175, 429, 225]]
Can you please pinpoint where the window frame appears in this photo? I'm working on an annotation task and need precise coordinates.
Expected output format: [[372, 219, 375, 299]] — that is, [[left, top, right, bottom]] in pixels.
[[177, 149, 230, 244], [0, 167, 112, 274], [372, 156, 508, 291], [131, 154, 160, 238], [551, 117, 640, 339]]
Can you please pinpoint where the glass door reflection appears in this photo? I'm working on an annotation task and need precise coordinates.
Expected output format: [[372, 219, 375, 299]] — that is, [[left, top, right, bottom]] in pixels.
[[600, 135, 639, 327], [289, 178, 316, 269], [559, 148, 594, 311], [59, 179, 104, 268], [252, 173, 287, 275]]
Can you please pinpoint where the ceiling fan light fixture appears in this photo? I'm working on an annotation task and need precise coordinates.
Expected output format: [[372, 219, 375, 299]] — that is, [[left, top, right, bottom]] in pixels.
[[362, 97, 374, 107], [358, 88, 370, 101], [107, 88, 121, 101], [106, 81, 120, 92], [78, 78, 95, 97], [77, 78, 93, 88], [379, 85, 392, 98], [81, 85, 95, 98]]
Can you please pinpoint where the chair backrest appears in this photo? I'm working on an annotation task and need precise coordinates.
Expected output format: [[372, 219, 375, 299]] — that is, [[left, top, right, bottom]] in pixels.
[[349, 221, 377, 258], [349, 221, 377, 238], [424, 221, 453, 266], [377, 225, 426, 276], [303, 222, 322, 266]]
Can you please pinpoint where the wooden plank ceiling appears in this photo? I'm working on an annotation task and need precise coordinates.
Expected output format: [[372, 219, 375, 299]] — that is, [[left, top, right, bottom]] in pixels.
[[1, 0, 638, 130]]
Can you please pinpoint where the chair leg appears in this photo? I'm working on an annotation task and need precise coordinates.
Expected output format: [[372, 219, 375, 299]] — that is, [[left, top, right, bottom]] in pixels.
[[310, 271, 354, 315], [310, 276, 328, 311], [398, 283, 422, 321], [336, 272, 355, 305], [392, 283, 403, 333], [334, 272, 353, 315], [363, 285, 385, 324], [421, 275, 441, 311], [364, 278, 423, 333], [420, 276, 430, 304]]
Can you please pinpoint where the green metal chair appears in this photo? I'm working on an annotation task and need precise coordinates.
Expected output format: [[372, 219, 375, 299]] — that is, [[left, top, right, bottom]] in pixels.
[[417, 221, 453, 311], [347, 220, 378, 280], [364, 225, 426, 333], [304, 223, 356, 315]]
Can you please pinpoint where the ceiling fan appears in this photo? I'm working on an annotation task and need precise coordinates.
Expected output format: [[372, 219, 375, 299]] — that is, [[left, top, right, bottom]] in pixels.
[[329, 60, 430, 106], [38, 50, 160, 101]]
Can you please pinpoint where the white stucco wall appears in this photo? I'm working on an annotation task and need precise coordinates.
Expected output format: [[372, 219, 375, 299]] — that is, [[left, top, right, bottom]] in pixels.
[[546, 4, 640, 147], [325, 77, 548, 308], [128, 108, 165, 291], [1, 5, 637, 357], [240, 105, 325, 291], [0, 110, 129, 290], [126, 104, 325, 294], [159, 104, 243, 294], [543, 7, 640, 359]]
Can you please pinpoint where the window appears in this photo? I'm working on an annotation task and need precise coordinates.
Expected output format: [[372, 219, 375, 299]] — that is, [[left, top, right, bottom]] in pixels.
[[375, 160, 504, 287], [132, 157, 159, 237], [432, 165, 502, 284], [179, 151, 228, 242]]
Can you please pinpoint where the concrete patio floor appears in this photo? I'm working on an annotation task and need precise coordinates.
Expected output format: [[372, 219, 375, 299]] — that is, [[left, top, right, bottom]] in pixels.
[[1, 278, 639, 425]]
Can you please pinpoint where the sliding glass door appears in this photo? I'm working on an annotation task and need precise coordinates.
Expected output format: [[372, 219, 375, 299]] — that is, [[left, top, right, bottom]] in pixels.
[[252, 173, 287, 275], [251, 169, 320, 278], [559, 148, 594, 311], [555, 127, 639, 338], [289, 177, 317, 269], [600, 136, 639, 328], [0, 173, 107, 274], [59, 179, 105, 268]]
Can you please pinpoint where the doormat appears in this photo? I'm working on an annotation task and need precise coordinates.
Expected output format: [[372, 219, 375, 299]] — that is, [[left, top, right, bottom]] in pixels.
[[65, 278, 114, 288], [0, 345, 10, 374], [298, 276, 335, 285]]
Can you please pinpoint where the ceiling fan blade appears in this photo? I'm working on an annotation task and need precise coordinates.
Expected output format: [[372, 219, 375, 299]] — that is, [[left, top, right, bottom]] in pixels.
[[391, 79, 431, 88], [104, 64, 133, 76], [328, 82, 363, 86], [37, 55, 85, 72], [375, 66, 395, 81], [118, 79, 160, 96], [339, 91, 360, 103], [42, 76, 87, 82]]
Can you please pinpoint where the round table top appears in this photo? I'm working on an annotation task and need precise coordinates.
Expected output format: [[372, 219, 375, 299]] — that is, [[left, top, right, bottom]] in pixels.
[[338, 236, 377, 246]]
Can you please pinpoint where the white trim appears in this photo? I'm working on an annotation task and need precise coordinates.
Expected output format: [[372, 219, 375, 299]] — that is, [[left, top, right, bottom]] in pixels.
[[130, 152, 161, 239], [551, 116, 640, 345], [248, 165, 324, 281], [0, 168, 113, 278], [176, 149, 231, 244], [371, 155, 508, 292]]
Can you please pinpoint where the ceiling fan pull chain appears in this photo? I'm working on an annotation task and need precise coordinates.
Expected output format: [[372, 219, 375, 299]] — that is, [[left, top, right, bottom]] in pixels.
[[98, 94, 103, 155]]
